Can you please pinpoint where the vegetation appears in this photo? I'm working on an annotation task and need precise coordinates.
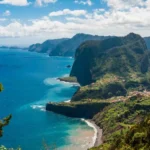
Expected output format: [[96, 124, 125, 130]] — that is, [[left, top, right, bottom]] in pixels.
[[46, 33, 150, 150], [90, 95, 150, 150], [46, 101, 110, 119], [0, 84, 11, 138], [0, 115, 12, 137], [0, 84, 14, 149], [0, 83, 3, 92], [91, 114, 150, 150], [70, 33, 148, 86]]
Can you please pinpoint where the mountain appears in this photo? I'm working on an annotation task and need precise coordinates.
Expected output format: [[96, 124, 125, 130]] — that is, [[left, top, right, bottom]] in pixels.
[[28, 38, 68, 53], [70, 33, 148, 86], [46, 33, 150, 150], [144, 37, 150, 49], [49, 33, 112, 57]]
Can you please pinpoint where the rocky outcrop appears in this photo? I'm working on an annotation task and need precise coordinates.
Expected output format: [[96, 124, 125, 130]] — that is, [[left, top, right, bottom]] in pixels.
[[46, 102, 109, 119]]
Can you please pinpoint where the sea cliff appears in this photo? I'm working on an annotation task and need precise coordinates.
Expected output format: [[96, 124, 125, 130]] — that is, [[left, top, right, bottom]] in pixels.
[[46, 33, 150, 149]]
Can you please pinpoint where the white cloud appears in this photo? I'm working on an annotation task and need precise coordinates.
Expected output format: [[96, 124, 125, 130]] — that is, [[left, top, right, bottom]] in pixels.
[[3, 10, 11, 16], [0, 0, 30, 6], [1, 1, 150, 46], [49, 9, 87, 17], [35, 0, 57, 6], [74, 0, 92, 6], [105, 0, 145, 10]]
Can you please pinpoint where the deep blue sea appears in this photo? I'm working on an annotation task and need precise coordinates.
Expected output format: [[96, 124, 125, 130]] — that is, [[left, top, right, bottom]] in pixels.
[[0, 49, 94, 150]]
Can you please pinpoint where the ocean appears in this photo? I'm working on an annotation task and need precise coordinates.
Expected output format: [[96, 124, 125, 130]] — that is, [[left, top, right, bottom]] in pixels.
[[0, 49, 94, 150]]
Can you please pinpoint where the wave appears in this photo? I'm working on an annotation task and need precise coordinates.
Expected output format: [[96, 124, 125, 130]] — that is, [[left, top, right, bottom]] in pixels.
[[43, 77, 60, 86], [44, 77, 79, 87], [31, 105, 46, 112], [81, 119, 97, 148]]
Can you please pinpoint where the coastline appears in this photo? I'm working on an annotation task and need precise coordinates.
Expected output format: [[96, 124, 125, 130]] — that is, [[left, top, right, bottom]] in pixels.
[[82, 119, 103, 148], [58, 77, 103, 149]]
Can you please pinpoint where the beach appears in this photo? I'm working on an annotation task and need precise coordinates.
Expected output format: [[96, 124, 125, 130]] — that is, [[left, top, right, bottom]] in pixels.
[[83, 119, 103, 148], [58, 78, 103, 149]]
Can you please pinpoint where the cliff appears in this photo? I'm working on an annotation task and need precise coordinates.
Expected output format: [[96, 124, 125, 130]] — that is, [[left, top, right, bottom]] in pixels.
[[144, 37, 150, 50], [46, 33, 150, 150], [70, 33, 148, 86], [46, 101, 109, 119], [49, 33, 111, 57]]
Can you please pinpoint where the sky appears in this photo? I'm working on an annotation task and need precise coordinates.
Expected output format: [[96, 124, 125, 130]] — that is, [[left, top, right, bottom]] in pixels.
[[0, 0, 150, 46]]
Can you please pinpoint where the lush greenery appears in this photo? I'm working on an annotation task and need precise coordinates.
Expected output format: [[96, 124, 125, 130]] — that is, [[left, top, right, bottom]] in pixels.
[[90, 95, 150, 150], [91, 115, 150, 150], [70, 33, 148, 86]]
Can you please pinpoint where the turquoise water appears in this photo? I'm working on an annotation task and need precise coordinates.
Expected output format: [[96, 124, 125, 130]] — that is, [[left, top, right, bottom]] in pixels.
[[0, 49, 93, 150]]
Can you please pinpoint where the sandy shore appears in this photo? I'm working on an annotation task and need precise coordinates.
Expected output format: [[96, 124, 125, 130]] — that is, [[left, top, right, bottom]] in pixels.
[[82, 119, 103, 148]]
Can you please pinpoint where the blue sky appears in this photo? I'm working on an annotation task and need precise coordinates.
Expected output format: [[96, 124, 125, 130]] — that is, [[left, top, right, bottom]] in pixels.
[[0, 0, 150, 46]]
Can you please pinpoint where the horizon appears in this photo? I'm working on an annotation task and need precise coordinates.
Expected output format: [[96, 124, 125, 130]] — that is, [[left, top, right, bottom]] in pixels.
[[0, 0, 150, 46]]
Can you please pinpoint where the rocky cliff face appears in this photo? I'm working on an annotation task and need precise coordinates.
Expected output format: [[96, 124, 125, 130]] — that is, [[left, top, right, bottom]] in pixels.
[[46, 101, 109, 119], [144, 37, 150, 50], [49, 33, 111, 57], [70, 33, 148, 86]]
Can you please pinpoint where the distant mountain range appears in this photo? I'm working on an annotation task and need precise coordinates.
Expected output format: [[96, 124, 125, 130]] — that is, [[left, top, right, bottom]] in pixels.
[[28, 38, 68, 54], [0, 46, 27, 50], [27, 33, 150, 57], [49, 34, 112, 57], [28, 33, 113, 57]]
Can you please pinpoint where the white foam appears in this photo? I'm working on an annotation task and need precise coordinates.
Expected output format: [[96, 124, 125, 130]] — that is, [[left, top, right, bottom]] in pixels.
[[44, 77, 80, 87], [81, 119, 97, 148], [31, 105, 46, 112], [65, 100, 71, 103], [44, 78, 60, 86]]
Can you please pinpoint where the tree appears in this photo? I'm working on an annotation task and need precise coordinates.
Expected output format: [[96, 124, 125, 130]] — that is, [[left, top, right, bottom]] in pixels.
[[0, 84, 12, 137], [0, 115, 12, 137]]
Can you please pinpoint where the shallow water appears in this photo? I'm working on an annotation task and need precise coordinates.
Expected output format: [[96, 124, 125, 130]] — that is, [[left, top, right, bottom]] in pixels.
[[0, 49, 94, 150]]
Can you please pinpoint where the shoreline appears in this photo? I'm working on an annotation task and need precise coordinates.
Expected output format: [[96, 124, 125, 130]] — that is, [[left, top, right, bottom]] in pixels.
[[59, 76, 102, 149], [82, 119, 103, 148]]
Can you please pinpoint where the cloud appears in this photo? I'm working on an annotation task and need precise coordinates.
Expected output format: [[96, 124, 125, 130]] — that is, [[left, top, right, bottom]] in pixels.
[[105, 0, 145, 10], [1, 1, 150, 46], [0, 0, 30, 6], [35, 0, 57, 6], [74, 0, 92, 6], [49, 9, 87, 17], [3, 10, 11, 16]]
